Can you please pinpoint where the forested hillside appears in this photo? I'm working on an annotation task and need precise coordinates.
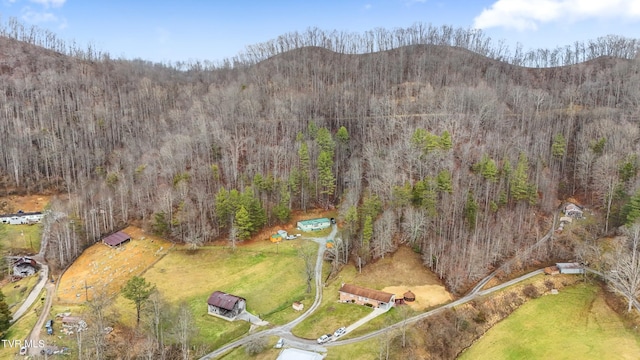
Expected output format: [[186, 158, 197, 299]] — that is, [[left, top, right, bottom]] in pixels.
[[1, 21, 639, 293]]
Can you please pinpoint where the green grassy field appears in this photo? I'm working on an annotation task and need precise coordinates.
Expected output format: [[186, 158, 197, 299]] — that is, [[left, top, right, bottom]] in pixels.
[[115, 238, 314, 350], [0, 288, 46, 360], [1, 276, 38, 314], [458, 283, 640, 360], [0, 224, 42, 254]]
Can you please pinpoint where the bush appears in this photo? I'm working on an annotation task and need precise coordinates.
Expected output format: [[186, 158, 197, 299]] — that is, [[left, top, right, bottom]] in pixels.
[[244, 337, 268, 356], [523, 284, 540, 299], [544, 279, 554, 291]]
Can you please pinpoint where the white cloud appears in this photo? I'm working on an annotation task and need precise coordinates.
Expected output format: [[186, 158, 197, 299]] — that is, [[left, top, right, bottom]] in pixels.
[[474, 0, 640, 31], [29, 0, 65, 8], [364, 3, 372, 10], [21, 8, 57, 24]]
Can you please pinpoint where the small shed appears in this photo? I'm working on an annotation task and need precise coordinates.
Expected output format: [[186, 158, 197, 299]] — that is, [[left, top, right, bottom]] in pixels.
[[102, 231, 131, 247], [62, 316, 83, 328], [270, 234, 283, 243], [403, 290, 416, 302], [296, 218, 331, 232], [556, 262, 584, 274], [292, 301, 304, 311], [544, 266, 560, 275]]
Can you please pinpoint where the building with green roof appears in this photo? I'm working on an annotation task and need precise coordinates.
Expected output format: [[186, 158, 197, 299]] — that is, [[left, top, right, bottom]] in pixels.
[[296, 218, 331, 232]]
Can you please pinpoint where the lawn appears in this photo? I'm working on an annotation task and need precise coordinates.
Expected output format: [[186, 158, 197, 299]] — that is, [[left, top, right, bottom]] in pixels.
[[1, 275, 38, 314], [116, 238, 314, 350], [458, 283, 640, 360], [0, 224, 42, 254], [292, 246, 451, 339], [0, 288, 46, 360]]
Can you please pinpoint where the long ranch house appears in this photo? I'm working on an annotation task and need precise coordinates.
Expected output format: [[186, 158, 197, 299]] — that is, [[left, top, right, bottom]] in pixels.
[[0, 211, 44, 225], [338, 283, 395, 310]]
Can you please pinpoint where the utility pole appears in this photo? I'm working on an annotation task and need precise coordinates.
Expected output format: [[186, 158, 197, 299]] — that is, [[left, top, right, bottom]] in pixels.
[[83, 280, 91, 302]]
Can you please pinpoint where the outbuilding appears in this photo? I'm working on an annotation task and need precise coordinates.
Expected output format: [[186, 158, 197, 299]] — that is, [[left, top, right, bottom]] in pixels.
[[556, 262, 584, 274], [276, 348, 323, 360], [102, 231, 131, 247], [296, 218, 331, 232], [403, 290, 416, 302], [270, 233, 283, 243]]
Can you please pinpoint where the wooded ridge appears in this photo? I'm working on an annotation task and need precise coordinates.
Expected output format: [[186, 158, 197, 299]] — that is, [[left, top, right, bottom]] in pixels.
[[0, 20, 639, 294]]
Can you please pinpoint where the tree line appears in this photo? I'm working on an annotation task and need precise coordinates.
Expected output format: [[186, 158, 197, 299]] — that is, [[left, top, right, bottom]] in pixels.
[[0, 18, 639, 294]]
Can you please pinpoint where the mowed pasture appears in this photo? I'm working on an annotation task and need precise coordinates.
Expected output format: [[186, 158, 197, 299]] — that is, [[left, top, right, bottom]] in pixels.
[[117, 237, 312, 349], [56, 226, 171, 303], [0, 224, 42, 253], [0, 194, 49, 253], [459, 283, 640, 360]]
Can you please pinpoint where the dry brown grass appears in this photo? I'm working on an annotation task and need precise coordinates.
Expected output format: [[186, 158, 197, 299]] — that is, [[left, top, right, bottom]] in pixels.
[[0, 194, 51, 213], [55, 226, 172, 304]]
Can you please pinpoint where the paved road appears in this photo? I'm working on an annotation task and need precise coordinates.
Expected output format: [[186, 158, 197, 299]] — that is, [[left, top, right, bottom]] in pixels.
[[9, 219, 55, 355], [200, 214, 562, 359], [10, 261, 49, 322], [199, 225, 337, 360], [467, 213, 556, 296], [326, 269, 546, 346]]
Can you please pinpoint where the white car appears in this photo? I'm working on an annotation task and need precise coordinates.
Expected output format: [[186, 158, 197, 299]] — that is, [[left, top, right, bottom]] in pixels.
[[317, 334, 332, 344], [334, 327, 347, 337], [275, 338, 284, 349]]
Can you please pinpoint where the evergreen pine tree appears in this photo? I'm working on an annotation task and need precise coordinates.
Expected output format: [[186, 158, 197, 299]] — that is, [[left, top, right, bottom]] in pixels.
[[0, 290, 11, 338], [234, 206, 253, 240]]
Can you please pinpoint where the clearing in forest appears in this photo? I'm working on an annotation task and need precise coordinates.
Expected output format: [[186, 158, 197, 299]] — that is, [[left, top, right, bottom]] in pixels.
[[458, 283, 640, 359], [0, 194, 51, 214], [372, 247, 452, 311], [56, 226, 171, 304]]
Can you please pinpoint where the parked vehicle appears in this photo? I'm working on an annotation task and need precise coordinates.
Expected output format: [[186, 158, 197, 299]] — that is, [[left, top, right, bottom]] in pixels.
[[317, 334, 332, 344], [275, 338, 284, 349], [334, 326, 347, 337], [19, 346, 27, 356]]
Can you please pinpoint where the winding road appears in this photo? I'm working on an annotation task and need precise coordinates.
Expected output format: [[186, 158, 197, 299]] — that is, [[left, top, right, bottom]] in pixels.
[[200, 225, 336, 359], [200, 216, 563, 360], [8, 222, 55, 356]]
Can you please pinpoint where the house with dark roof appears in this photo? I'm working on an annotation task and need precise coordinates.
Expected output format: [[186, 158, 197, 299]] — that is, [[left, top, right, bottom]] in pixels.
[[13, 257, 39, 277], [207, 291, 246, 320], [102, 231, 131, 247], [338, 283, 395, 310]]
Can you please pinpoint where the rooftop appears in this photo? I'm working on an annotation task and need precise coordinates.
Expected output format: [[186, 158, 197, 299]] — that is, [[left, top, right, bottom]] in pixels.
[[207, 291, 245, 311], [276, 348, 324, 360], [339, 283, 395, 303], [102, 231, 131, 247], [298, 218, 330, 225]]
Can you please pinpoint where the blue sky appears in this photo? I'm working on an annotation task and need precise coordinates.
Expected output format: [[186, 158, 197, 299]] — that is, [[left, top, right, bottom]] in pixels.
[[1, 0, 639, 63]]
